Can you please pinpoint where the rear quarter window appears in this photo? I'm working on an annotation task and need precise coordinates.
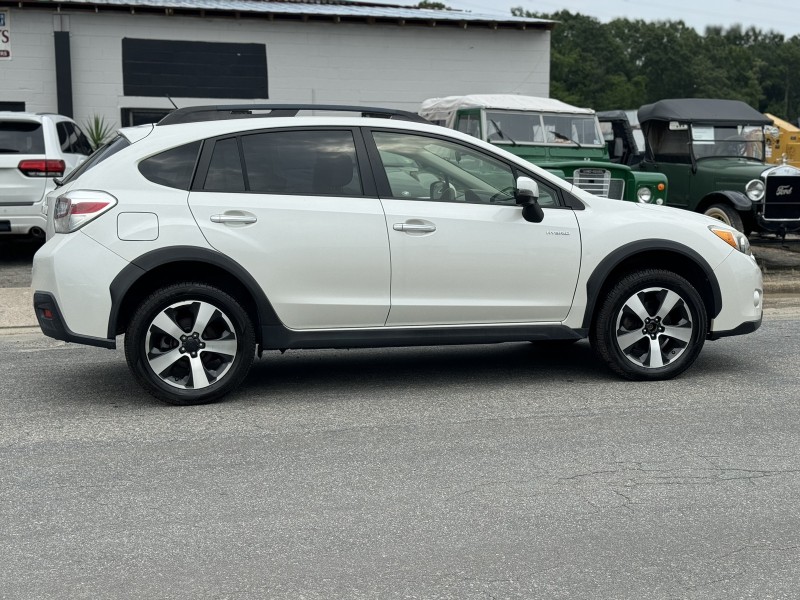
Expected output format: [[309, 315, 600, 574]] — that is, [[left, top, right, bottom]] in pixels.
[[139, 141, 202, 190], [0, 121, 45, 154]]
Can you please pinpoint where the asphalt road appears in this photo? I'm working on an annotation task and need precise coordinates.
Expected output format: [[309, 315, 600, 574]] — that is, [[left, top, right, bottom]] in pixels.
[[2, 316, 800, 599]]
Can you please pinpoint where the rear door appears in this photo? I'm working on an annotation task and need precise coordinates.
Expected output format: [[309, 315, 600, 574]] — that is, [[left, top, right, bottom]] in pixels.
[[188, 127, 391, 330], [0, 118, 47, 207]]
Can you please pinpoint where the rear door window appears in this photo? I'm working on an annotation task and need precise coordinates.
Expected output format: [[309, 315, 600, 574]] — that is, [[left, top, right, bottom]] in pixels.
[[0, 121, 45, 154], [241, 130, 363, 196], [199, 129, 364, 196]]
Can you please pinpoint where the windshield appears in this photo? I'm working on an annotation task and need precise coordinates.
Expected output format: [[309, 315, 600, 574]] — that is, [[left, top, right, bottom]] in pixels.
[[691, 124, 765, 161], [485, 110, 604, 147]]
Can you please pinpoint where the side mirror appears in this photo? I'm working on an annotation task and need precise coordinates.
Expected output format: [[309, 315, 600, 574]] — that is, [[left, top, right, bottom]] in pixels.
[[515, 176, 539, 204], [515, 176, 544, 223]]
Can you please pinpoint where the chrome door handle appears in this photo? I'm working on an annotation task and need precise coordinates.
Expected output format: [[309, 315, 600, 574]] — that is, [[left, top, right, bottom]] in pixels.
[[210, 214, 257, 224], [393, 223, 436, 233]]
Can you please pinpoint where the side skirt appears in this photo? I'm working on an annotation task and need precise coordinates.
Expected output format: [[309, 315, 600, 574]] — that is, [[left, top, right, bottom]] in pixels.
[[261, 324, 587, 351]]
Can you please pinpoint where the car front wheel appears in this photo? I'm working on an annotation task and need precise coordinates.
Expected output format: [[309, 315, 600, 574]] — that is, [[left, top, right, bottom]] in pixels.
[[591, 270, 707, 380], [124, 282, 255, 405]]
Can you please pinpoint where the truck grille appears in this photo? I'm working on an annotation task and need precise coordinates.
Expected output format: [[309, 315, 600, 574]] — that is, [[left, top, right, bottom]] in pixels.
[[567, 168, 624, 199]]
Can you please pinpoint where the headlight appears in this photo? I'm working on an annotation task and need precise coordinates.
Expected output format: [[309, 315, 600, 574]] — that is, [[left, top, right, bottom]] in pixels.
[[637, 187, 653, 203], [745, 179, 765, 201], [709, 225, 751, 255]]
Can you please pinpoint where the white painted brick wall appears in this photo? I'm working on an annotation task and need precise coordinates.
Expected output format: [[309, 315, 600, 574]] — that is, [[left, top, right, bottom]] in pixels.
[[1, 8, 550, 130]]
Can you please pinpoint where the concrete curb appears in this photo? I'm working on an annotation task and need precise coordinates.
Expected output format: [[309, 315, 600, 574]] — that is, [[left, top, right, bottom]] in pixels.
[[3, 275, 798, 331]]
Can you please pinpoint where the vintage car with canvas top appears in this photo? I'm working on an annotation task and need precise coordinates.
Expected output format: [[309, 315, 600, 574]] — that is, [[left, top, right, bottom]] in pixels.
[[635, 98, 800, 235], [420, 95, 668, 206]]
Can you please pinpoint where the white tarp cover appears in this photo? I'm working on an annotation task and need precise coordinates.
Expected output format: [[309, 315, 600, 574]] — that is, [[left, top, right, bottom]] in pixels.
[[420, 94, 595, 123]]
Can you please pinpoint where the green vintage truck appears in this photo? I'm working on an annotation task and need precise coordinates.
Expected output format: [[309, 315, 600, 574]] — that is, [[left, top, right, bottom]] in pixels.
[[626, 98, 800, 235], [419, 94, 668, 205]]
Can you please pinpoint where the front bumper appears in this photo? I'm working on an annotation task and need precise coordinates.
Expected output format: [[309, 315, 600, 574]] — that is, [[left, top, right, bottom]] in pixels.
[[755, 214, 800, 234], [708, 249, 763, 337], [708, 315, 762, 340]]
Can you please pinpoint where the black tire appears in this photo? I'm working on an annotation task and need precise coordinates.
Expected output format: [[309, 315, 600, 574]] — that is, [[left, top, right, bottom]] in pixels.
[[124, 282, 255, 405], [590, 270, 707, 381], [704, 203, 744, 233]]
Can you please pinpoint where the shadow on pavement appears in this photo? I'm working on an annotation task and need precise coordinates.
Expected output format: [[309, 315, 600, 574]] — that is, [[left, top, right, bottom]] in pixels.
[[0, 236, 43, 287]]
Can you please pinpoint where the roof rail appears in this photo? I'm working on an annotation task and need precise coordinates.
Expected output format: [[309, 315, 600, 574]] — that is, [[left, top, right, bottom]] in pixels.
[[157, 104, 430, 126]]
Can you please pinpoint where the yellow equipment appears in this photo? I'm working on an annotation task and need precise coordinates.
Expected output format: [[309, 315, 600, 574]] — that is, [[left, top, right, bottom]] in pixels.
[[765, 112, 800, 167]]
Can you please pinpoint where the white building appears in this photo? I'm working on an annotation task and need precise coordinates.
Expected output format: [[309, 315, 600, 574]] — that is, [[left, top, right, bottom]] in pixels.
[[0, 0, 553, 129]]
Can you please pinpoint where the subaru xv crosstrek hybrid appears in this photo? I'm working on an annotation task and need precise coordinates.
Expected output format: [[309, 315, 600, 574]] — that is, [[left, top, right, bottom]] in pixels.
[[32, 104, 763, 405]]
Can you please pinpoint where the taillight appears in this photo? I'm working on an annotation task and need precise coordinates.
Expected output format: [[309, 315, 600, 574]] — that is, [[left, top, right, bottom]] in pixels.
[[18, 159, 66, 177], [54, 190, 117, 234]]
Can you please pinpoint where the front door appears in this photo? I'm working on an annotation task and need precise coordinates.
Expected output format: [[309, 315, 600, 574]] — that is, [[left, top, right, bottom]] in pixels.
[[368, 129, 582, 327]]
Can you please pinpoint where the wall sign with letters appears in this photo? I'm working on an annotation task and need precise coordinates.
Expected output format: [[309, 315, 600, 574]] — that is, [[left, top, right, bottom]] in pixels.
[[0, 10, 10, 60]]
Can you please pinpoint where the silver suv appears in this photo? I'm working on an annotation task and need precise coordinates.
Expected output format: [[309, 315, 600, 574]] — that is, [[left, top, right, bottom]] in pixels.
[[0, 112, 92, 237]]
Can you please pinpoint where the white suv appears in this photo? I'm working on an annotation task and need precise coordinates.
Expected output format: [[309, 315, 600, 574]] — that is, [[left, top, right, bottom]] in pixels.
[[0, 112, 92, 237], [31, 104, 763, 405]]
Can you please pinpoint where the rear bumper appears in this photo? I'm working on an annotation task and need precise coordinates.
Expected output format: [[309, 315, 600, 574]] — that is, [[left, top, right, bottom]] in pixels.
[[33, 291, 116, 348], [31, 231, 129, 343], [0, 204, 46, 235]]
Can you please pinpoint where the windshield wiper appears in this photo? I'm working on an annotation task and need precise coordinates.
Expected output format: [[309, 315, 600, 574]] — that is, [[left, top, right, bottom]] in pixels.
[[551, 131, 582, 148], [489, 119, 517, 147]]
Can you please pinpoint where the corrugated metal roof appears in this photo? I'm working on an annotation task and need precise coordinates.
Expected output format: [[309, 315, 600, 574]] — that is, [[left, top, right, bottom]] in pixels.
[[30, 0, 554, 27]]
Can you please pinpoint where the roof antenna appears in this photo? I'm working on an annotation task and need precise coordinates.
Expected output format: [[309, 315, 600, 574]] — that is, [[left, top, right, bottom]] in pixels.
[[165, 95, 178, 109]]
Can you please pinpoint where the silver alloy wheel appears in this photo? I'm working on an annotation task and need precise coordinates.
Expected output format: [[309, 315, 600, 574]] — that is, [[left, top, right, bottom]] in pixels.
[[144, 300, 238, 390], [614, 286, 694, 369]]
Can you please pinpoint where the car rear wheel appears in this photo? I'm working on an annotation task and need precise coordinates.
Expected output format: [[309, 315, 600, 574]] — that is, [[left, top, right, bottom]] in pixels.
[[591, 270, 707, 380], [704, 203, 744, 233], [124, 282, 255, 405]]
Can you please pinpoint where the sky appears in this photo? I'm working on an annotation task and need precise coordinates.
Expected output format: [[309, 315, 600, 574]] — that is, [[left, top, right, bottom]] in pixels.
[[376, 0, 800, 38]]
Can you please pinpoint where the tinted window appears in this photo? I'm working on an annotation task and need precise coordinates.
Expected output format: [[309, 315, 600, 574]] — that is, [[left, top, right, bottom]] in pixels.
[[139, 141, 202, 190], [203, 138, 245, 192], [0, 121, 45, 154], [241, 130, 362, 196], [72, 125, 94, 155], [57, 122, 93, 155]]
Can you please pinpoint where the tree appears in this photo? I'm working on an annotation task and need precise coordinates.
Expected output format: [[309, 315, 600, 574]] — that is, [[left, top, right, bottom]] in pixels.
[[510, 7, 800, 121]]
